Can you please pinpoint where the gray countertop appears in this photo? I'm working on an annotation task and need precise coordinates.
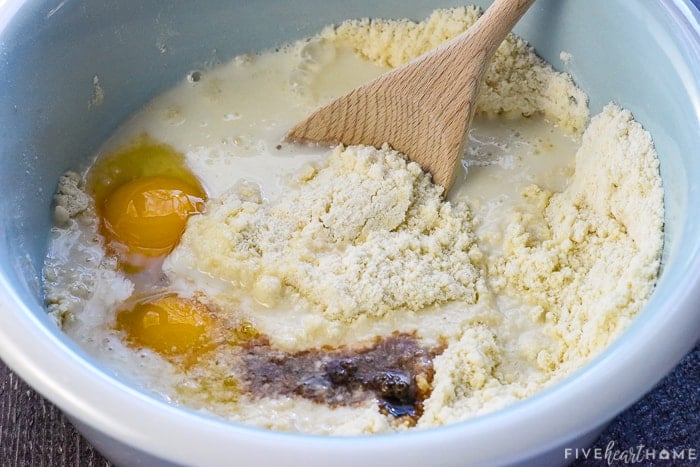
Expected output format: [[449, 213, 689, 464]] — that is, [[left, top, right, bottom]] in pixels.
[[1, 343, 698, 466]]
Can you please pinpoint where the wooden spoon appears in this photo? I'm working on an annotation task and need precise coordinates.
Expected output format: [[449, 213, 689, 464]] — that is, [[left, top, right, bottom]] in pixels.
[[286, 0, 535, 191]]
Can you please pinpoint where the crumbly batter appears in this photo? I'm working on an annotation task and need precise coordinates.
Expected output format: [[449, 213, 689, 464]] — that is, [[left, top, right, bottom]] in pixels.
[[167, 144, 480, 322], [42, 7, 664, 434]]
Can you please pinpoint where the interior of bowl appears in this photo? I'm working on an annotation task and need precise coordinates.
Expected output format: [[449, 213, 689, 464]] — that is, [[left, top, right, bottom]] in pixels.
[[0, 0, 699, 465]]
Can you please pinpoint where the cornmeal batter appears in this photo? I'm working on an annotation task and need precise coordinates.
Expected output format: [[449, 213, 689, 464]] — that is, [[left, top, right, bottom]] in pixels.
[[42, 7, 663, 434]]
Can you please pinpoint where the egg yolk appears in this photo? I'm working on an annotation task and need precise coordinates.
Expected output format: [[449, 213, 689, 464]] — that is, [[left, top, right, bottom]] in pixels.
[[102, 175, 205, 263], [116, 294, 212, 356], [88, 136, 207, 269]]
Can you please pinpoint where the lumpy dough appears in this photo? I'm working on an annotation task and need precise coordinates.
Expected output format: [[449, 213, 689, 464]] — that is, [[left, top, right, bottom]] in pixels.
[[492, 105, 663, 368], [166, 144, 481, 322], [43, 7, 664, 434]]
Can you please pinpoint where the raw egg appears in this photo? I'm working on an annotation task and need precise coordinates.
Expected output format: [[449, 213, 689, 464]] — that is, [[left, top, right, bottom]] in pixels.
[[88, 136, 206, 268], [116, 293, 213, 357], [102, 175, 204, 259]]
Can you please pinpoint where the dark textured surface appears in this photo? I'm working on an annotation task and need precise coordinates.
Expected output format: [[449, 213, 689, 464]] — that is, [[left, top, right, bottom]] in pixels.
[[1, 344, 698, 466], [572, 345, 700, 467], [0, 365, 111, 467]]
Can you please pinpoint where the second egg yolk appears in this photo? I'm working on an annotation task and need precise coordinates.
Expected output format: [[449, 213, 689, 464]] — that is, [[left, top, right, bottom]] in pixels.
[[116, 294, 212, 357], [102, 176, 205, 263]]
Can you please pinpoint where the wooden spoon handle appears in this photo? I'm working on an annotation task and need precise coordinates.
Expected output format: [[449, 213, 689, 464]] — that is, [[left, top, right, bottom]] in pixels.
[[463, 0, 536, 56], [392, 0, 535, 188], [416, 0, 536, 122]]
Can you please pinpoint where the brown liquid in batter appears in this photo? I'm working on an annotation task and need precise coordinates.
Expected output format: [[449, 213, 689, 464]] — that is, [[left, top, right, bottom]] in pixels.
[[238, 333, 443, 423]]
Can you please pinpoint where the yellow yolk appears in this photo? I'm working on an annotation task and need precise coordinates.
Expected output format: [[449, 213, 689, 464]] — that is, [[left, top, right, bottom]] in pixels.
[[90, 139, 215, 360], [102, 175, 205, 260], [88, 136, 207, 268], [116, 294, 212, 356]]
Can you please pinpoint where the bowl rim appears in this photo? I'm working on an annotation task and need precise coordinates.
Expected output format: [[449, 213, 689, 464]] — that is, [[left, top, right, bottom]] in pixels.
[[0, 0, 699, 465]]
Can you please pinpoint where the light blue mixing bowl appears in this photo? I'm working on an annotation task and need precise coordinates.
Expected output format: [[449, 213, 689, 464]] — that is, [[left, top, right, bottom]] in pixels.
[[0, 1, 699, 465]]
